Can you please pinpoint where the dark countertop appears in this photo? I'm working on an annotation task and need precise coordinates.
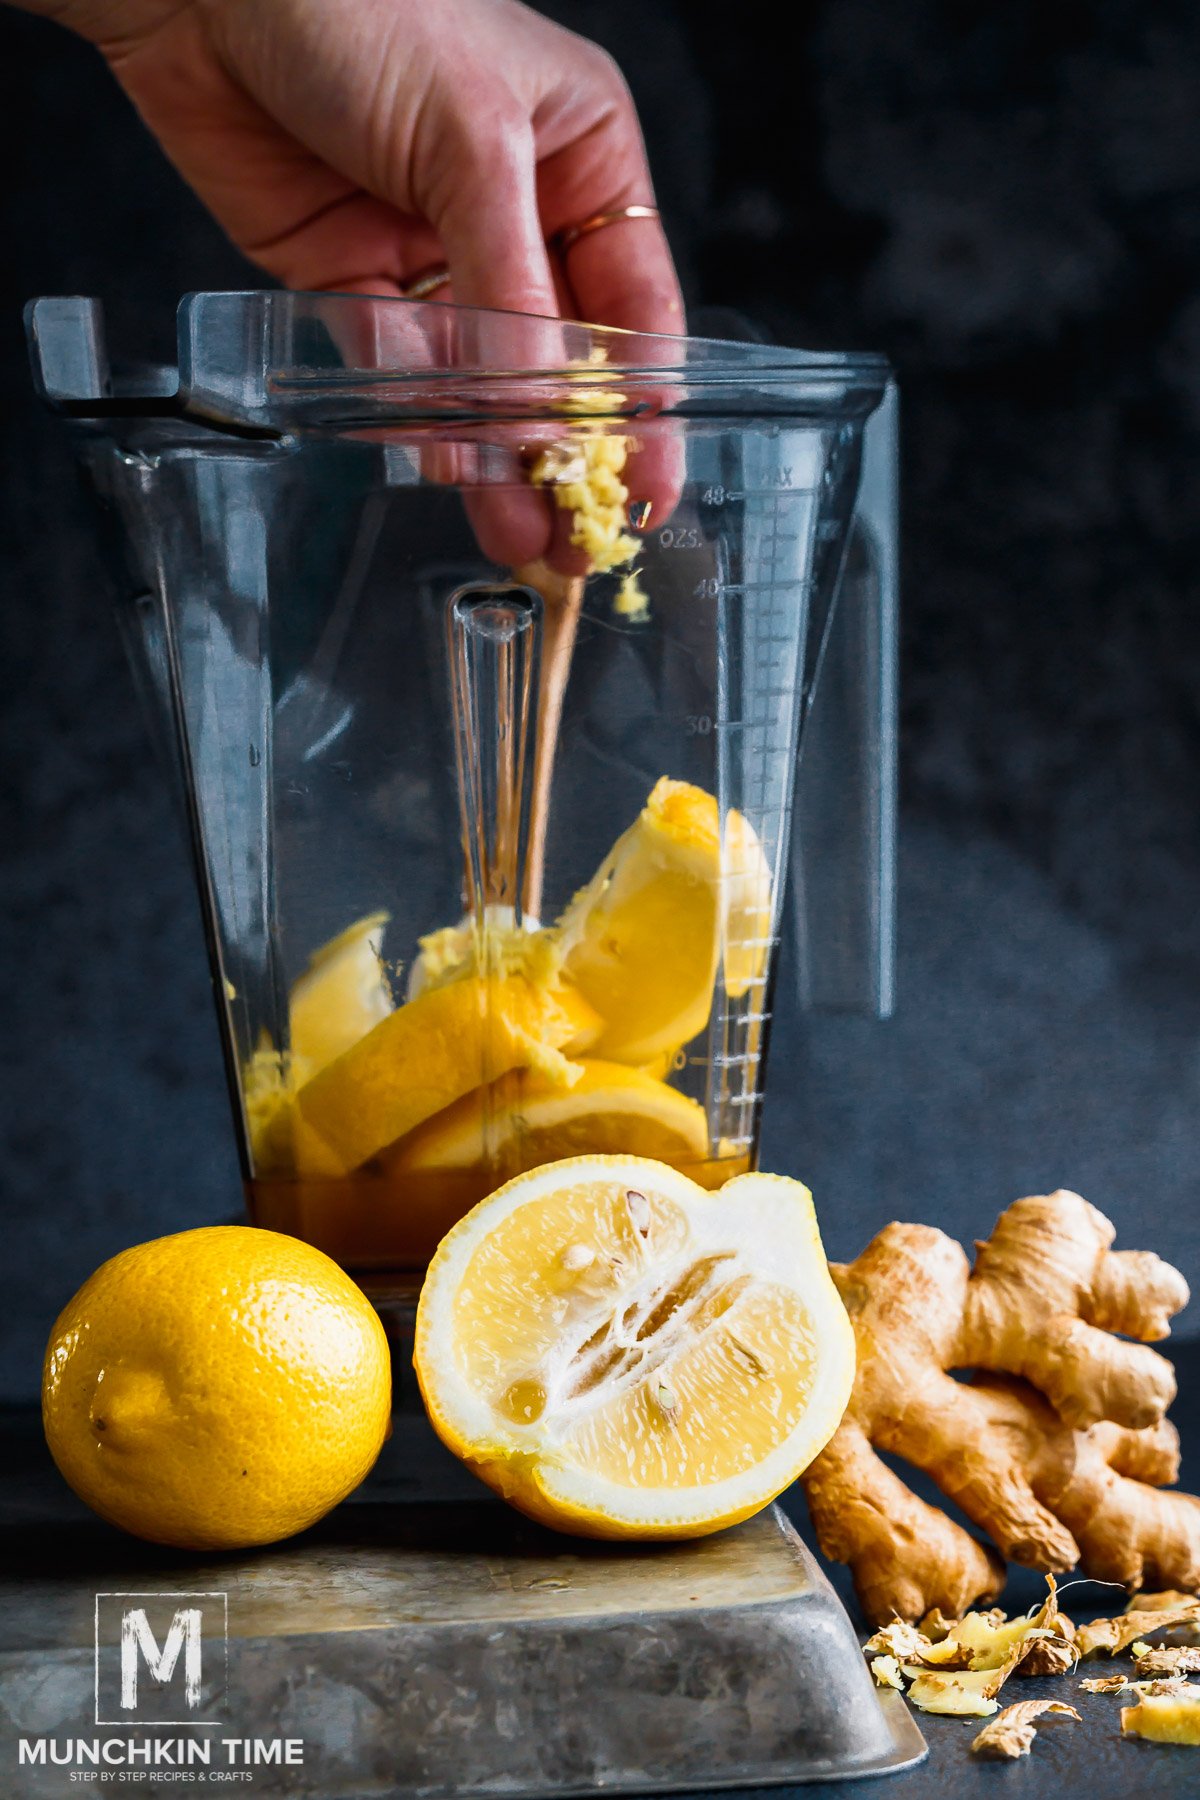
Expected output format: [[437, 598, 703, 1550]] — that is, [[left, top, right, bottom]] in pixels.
[[5, 1341, 1200, 1798]]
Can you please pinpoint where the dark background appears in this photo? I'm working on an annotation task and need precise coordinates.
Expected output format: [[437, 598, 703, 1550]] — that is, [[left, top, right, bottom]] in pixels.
[[3, 0, 1199, 1400]]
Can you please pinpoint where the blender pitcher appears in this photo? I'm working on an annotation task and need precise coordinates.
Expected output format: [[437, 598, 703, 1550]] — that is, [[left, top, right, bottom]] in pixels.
[[26, 291, 895, 1279]]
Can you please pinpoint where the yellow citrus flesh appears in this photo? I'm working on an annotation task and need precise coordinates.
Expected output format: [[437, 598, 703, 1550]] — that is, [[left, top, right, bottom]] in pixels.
[[556, 778, 774, 1063], [414, 1156, 854, 1538], [289, 910, 393, 1075], [289, 974, 598, 1176], [383, 1059, 709, 1177], [407, 906, 568, 1003], [42, 1226, 391, 1551], [243, 911, 393, 1169], [721, 809, 774, 1001]]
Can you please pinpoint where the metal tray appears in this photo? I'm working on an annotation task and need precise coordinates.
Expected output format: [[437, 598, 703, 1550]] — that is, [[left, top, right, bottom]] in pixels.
[[1, 1429, 925, 1798]]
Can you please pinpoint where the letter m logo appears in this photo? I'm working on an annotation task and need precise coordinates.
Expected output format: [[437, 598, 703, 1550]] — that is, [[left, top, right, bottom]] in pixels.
[[95, 1593, 227, 1724], [120, 1607, 202, 1710]]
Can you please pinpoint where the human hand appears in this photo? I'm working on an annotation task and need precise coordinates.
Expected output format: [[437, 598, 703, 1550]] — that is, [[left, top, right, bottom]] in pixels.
[[33, 0, 684, 335]]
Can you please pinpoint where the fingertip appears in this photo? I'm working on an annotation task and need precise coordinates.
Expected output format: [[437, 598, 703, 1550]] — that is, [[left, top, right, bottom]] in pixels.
[[564, 219, 686, 339]]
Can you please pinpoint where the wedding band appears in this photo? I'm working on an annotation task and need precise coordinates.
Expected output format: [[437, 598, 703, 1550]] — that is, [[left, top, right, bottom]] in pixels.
[[400, 203, 660, 299], [553, 204, 661, 256], [401, 265, 452, 301]]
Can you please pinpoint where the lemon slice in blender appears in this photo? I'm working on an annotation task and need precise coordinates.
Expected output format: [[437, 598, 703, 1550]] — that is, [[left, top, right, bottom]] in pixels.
[[721, 809, 774, 1001], [383, 1060, 708, 1176], [289, 910, 393, 1075], [556, 778, 772, 1063], [289, 975, 599, 1176], [414, 1156, 854, 1538]]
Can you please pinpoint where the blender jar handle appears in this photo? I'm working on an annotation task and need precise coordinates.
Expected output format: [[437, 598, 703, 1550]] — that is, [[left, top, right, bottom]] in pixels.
[[790, 380, 898, 1018]]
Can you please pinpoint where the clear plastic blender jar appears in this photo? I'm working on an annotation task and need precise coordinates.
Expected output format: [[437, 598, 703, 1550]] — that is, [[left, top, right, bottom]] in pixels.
[[27, 291, 895, 1278]]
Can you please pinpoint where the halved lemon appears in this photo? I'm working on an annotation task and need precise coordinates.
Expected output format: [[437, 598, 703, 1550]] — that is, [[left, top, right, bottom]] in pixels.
[[556, 779, 773, 1063], [383, 1060, 708, 1176], [414, 1155, 854, 1538]]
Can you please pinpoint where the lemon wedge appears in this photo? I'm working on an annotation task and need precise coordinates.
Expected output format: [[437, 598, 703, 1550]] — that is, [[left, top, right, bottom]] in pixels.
[[556, 778, 772, 1062], [288, 975, 599, 1176], [289, 910, 393, 1074], [414, 1156, 854, 1538], [244, 911, 393, 1169], [721, 809, 774, 1001], [384, 1060, 708, 1177]]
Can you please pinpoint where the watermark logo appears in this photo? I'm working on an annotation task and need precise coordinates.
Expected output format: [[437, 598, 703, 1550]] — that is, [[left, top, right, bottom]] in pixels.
[[94, 1593, 228, 1726]]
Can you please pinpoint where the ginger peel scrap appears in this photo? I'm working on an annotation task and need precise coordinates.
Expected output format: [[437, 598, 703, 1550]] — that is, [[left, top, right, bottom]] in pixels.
[[1128, 1587, 1200, 1614], [1076, 1598, 1200, 1660], [1080, 1673, 1133, 1694], [1130, 1642, 1200, 1676], [970, 1699, 1080, 1760], [864, 1576, 1074, 1716], [803, 1190, 1199, 1625]]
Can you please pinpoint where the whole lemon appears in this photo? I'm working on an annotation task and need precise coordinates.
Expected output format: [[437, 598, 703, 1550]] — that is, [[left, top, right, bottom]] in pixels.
[[42, 1226, 391, 1550]]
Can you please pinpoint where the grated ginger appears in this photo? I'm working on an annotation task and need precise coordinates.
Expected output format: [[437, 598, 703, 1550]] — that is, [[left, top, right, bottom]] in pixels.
[[527, 352, 649, 618]]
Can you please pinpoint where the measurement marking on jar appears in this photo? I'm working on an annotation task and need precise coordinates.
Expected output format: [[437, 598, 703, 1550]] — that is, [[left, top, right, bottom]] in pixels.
[[720, 579, 812, 594], [751, 684, 803, 701], [717, 487, 811, 502]]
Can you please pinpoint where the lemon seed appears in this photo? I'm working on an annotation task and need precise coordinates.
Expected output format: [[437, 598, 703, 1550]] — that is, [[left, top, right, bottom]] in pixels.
[[655, 1382, 681, 1426], [626, 1190, 651, 1237]]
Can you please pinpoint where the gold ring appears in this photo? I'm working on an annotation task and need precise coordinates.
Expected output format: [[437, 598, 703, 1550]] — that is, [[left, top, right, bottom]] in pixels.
[[553, 204, 661, 257], [401, 265, 452, 301]]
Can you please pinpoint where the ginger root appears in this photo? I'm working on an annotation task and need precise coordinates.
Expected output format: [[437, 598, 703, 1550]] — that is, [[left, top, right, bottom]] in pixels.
[[802, 1190, 1200, 1624]]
